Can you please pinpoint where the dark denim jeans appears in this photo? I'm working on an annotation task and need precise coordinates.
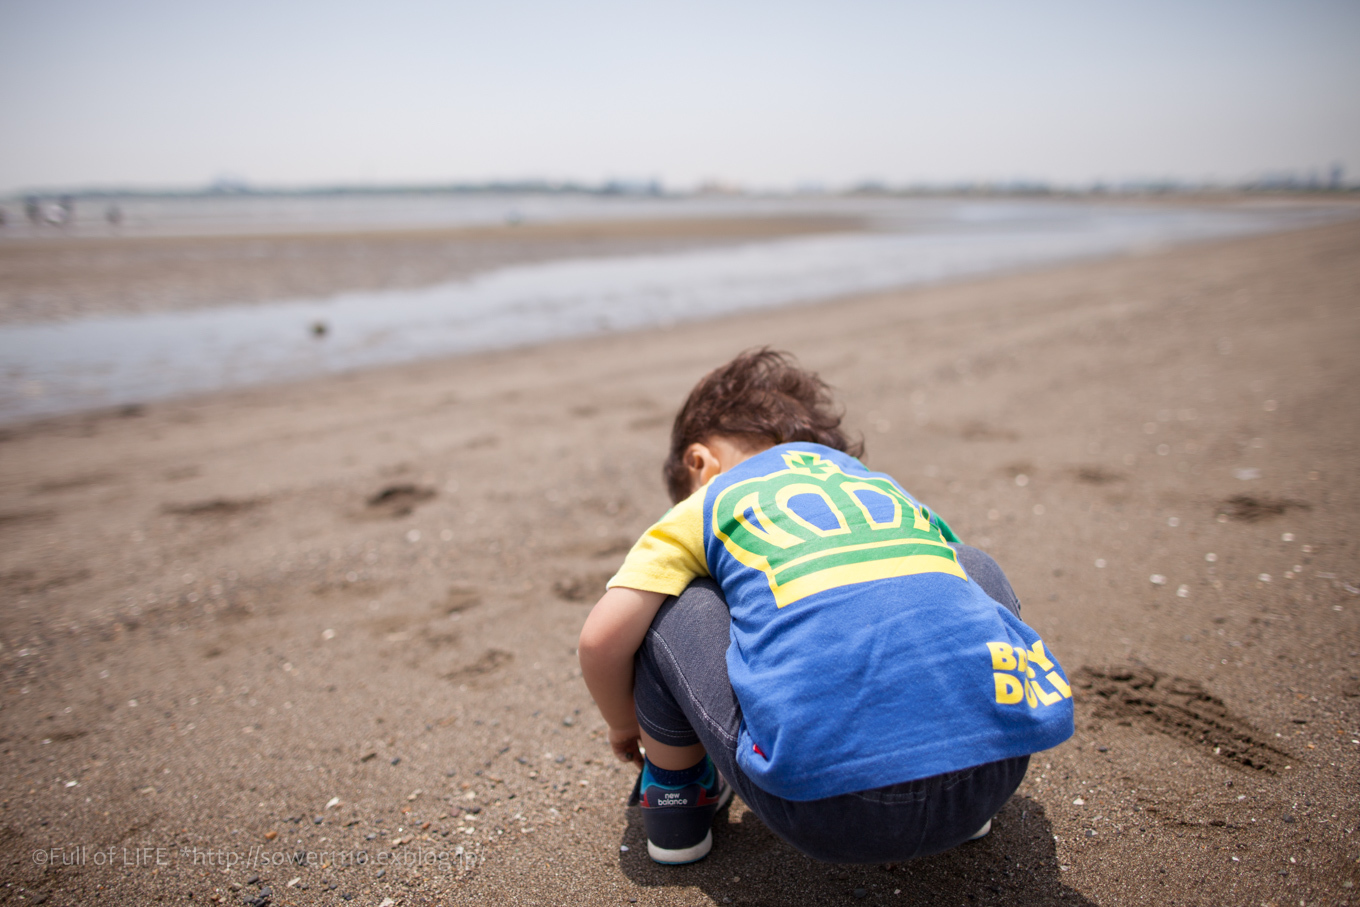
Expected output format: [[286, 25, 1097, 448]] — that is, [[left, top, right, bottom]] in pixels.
[[633, 544, 1031, 864]]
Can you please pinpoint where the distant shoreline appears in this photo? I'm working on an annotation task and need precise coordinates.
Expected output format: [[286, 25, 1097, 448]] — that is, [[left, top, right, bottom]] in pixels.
[[0, 214, 868, 325], [5, 181, 1358, 202]]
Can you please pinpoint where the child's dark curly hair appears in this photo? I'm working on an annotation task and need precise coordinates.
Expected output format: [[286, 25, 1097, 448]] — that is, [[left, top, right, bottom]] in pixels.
[[663, 348, 864, 502]]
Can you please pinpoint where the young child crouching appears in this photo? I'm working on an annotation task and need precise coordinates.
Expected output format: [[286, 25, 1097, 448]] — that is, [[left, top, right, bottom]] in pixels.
[[579, 349, 1074, 864]]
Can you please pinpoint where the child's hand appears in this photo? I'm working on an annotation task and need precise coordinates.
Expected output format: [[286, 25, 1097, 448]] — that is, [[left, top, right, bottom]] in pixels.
[[608, 724, 642, 765]]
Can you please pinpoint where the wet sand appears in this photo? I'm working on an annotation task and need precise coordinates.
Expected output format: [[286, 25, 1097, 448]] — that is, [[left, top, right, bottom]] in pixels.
[[1, 218, 1358, 906], [0, 214, 864, 324]]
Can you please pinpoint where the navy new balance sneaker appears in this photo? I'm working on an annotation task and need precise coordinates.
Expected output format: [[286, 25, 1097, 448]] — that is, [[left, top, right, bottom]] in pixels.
[[629, 756, 732, 864]]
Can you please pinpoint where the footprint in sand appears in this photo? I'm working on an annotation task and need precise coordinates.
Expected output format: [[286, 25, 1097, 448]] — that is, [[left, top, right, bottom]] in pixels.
[[364, 484, 436, 518], [163, 497, 260, 516], [440, 586, 482, 615], [1216, 494, 1308, 522], [444, 649, 513, 684], [552, 572, 614, 603], [1074, 665, 1289, 772]]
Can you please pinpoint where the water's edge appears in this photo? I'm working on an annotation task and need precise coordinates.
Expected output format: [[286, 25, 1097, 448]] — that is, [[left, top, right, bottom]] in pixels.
[[0, 199, 1350, 424]]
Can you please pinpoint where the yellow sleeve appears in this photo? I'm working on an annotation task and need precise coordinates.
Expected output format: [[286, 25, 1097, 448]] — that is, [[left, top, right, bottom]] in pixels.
[[607, 486, 709, 597]]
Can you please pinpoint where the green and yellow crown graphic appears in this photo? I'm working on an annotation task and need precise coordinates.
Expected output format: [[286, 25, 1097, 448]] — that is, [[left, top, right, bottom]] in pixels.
[[711, 451, 965, 607]]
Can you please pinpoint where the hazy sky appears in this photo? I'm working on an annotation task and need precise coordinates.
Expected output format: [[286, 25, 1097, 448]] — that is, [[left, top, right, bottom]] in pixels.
[[1, 0, 1356, 194]]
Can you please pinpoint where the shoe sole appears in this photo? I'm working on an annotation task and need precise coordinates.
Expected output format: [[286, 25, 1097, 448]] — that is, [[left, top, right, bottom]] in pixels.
[[648, 829, 714, 864], [968, 818, 992, 841], [644, 781, 733, 865]]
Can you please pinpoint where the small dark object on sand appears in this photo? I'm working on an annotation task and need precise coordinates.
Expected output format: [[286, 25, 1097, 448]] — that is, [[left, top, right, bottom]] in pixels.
[[312, 321, 328, 338]]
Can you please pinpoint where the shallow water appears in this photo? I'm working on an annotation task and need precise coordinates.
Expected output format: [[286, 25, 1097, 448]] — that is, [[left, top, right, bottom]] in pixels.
[[0, 197, 1347, 423]]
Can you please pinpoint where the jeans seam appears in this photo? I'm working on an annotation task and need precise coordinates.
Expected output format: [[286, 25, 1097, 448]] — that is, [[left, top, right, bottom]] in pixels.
[[648, 628, 739, 747], [847, 788, 928, 805], [637, 715, 697, 736], [636, 711, 696, 738]]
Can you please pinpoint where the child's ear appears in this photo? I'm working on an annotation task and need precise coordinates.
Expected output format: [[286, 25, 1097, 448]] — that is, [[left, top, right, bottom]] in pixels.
[[683, 442, 723, 492]]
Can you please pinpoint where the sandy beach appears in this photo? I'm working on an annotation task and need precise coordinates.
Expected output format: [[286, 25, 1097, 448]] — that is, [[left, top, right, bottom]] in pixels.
[[1, 216, 1358, 906]]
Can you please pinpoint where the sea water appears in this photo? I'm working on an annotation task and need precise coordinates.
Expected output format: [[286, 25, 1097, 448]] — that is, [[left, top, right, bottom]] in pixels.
[[0, 196, 1347, 422]]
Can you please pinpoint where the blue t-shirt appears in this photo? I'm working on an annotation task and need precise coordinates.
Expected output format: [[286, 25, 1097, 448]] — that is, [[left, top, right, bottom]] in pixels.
[[610, 443, 1074, 801]]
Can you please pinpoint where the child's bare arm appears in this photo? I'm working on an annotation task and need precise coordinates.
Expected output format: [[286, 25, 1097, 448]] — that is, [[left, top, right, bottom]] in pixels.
[[578, 586, 668, 763]]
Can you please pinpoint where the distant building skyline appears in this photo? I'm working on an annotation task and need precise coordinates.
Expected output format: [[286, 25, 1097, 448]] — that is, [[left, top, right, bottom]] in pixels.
[[1, 0, 1356, 196]]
